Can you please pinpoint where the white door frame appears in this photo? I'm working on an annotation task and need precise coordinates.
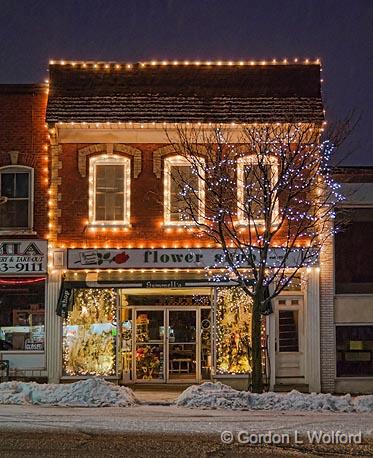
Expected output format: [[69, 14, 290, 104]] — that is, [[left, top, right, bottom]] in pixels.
[[132, 306, 201, 383], [275, 297, 305, 381]]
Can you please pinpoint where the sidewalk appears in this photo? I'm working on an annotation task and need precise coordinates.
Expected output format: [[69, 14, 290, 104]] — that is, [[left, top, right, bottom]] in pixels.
[[132, 385, 185, 404]]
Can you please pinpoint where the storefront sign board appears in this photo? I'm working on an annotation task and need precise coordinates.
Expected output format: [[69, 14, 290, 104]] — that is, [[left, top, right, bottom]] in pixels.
[[0, 240, 47, 274], [67, 247, 317, 270]]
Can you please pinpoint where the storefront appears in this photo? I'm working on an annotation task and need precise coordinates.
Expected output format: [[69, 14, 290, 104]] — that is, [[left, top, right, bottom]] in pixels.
[[0, 240, 47, 379], [46, 247, 321, 391]]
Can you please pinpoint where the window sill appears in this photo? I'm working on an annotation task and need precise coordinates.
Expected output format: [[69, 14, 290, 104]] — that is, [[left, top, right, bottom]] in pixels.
[[86, 223, 131, 229], [0, 350, 44, 354], [0, 229, 36, 235], [236, 220, 279, 228], [336, 376, 373, 380], [163, 221, 202, 227]]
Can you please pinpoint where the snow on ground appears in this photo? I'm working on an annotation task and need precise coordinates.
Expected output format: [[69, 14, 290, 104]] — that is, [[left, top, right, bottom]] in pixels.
[[176, 382, 373, 412], [0, 377, 138, 407]]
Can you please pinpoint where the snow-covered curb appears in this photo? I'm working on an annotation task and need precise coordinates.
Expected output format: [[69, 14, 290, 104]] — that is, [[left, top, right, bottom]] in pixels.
[[0, 378, 138, 407], [176, 382, 373, 412]]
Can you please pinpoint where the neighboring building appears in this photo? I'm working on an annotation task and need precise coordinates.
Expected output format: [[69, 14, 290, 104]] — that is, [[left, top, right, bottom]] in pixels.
[[43, 60, 325, 391], [0, 84, 49, 379], [333, 167, 373, 394]]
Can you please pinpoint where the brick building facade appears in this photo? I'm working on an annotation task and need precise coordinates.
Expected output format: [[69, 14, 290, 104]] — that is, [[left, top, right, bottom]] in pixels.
[[2, 60, 369, 394], [0, 84, 49, 379], [43, 61, 324, 391]]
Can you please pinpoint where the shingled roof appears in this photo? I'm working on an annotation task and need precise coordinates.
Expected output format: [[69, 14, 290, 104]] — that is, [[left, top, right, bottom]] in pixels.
[[46, 62, 324, 124]]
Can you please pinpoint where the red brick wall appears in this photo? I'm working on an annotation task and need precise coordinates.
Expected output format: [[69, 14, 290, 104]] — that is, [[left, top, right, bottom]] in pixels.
[[56, 143, 211, 247], [0, 85, 49, 239]]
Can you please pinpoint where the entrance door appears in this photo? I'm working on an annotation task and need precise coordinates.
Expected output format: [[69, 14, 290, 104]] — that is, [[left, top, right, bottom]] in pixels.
[[275, 297, 305, 384], [133, 308, 199, 383], [168, 309, 197, 382], [134, 310, 166, 382]]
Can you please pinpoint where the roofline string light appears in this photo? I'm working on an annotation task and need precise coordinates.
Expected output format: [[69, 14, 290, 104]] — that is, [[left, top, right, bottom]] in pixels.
[[48, 58, 321, 68]]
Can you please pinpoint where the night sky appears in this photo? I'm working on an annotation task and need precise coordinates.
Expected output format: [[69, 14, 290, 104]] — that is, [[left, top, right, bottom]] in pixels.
[[0, 0, 372, 165]]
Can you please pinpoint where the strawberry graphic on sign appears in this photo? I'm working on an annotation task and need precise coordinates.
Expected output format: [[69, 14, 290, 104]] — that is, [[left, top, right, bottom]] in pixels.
[[111, 251, 130, 264]]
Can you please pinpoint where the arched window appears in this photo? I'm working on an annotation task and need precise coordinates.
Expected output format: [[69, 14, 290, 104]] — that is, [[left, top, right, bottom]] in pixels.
[[237, 155, 279, 225], [163, 155, 205, 225], [0, 165, 33, 230], [89, 155, 131, 225]]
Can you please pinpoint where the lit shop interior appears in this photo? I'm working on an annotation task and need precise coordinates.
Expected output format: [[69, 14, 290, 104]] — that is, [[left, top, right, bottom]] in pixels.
[[0, 278, 46, 352], [61, 286, 256, 383]]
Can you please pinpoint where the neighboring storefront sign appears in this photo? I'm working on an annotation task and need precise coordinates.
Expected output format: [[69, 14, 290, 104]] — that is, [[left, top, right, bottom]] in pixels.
[[67, 247, 317, 270], [0, 240, 47, 274]]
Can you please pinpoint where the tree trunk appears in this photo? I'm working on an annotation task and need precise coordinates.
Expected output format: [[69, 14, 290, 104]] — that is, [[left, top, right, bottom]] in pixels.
[[251, 294, 263, 393]]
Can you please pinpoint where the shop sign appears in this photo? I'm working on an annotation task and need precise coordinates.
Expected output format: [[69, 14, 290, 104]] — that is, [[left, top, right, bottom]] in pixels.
[[24, 339, 44, 351], [0, 240, 47, 274], [56, 283, 74, 317], [67, 247, 317, 270]]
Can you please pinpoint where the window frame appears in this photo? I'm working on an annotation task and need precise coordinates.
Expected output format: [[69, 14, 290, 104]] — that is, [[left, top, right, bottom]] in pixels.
[[0, 278, 46, 353], [88, 154, 131, 226], [163, 155, 205, 226], [0, 165, 34, 232], [236, 155, 279, 226], [336, 324, 373, 378]]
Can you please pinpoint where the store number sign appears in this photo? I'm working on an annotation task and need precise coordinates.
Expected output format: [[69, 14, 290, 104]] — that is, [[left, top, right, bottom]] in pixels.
[[0, 240, 47, 274]]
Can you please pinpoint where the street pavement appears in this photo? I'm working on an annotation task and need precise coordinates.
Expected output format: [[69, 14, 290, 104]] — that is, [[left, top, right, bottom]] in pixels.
[[0, 400, 372, 457]]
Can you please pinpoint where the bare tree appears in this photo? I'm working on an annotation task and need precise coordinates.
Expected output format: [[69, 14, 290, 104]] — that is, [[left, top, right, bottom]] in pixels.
[[166, 123, 345, 392]]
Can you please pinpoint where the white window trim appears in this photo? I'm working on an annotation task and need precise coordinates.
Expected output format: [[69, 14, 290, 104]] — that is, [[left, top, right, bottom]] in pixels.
[[88, 154, 131, 226], [0, 165, 34, 232], [163, 155, 205, 226], [237, 155, 279, 226]]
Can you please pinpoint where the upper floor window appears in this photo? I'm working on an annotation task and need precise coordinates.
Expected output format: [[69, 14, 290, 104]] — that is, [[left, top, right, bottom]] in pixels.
[[0, 166, 33, 230], [237, 155, 278, 225], [89, 155, 130, 225], [335, 208, 373, 294], [164, 155, 205, 225]]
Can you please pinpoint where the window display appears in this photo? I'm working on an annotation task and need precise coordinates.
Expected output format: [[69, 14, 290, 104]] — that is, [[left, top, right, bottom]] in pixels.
[[0, 278, 45, 351], [216, 287, 252, 374], [63, 288, 117, 376], [337, 326, 373, 377]]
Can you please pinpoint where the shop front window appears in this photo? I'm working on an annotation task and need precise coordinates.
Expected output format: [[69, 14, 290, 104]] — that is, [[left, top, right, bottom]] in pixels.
[[216, 287, 252, 374], [63, 288, 117, 376], [0, 278, 45, 351], [337, 325, 373, 377]]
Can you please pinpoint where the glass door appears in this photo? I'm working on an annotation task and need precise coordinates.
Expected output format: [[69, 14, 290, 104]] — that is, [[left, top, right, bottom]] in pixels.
[[134, 310, 165, 382], [168, 309, 197, 382]]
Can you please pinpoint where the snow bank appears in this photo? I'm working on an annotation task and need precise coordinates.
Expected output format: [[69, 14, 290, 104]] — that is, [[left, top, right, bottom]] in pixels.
[[176, 382, 373, 413], [0, 378, 138, 407]]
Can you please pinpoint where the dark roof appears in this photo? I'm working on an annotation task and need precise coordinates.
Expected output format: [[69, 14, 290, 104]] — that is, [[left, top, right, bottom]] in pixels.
[[333, 166, 373, 183], [46, 62, 323, 124], [0, 84, 46, 95]]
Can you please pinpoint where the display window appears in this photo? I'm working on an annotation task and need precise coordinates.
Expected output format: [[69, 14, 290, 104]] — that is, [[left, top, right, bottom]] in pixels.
[[62, 288, 117, 376], [216, 287, 252, 374], [0, 277, 45, 351], [337, 325, 373, 377]]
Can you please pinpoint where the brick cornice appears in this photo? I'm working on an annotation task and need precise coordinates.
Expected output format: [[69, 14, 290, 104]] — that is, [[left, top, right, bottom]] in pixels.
[[152, 144, 207, 178], [77, 144, 142, 178]]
